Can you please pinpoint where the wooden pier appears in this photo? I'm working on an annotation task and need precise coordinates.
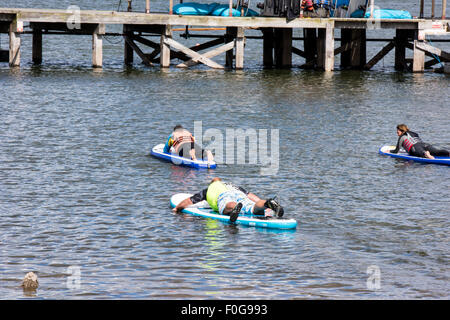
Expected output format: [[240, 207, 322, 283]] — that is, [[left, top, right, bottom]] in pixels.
[[0, 1, 449, 72]]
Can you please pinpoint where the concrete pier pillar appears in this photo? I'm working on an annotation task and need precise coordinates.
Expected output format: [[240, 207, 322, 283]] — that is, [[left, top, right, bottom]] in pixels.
[[317, 24, 334, 71], [160, 25, 172, 68], [92, 24, 105, 68], [9, 20, 22, 67], [235, 27, 245, 69], [412, 30, 425, 73]]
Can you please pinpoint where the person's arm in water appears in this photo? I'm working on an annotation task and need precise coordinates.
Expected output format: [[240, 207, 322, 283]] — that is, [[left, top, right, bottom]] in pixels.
[[173, 198, 193, 213], [172, 188, 208, 213], [390, 135, 403, 154]]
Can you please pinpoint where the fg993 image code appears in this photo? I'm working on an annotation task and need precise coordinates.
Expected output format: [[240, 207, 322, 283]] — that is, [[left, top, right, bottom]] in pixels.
[[180, 303, 269, 318]]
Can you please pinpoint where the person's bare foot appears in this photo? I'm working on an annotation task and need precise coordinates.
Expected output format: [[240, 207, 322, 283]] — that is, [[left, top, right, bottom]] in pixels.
[[424, 151, 435, 159]]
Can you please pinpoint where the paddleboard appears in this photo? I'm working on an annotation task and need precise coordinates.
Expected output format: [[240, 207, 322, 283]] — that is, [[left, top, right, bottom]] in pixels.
[[151, 144, 217, 169], [170, 193, 298, 230], [379, 145, 450, 166]]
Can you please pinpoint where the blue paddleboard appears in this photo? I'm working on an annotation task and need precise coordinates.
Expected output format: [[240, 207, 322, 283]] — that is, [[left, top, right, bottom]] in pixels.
[[151, 144, 217, 169], [170, 193, 298, 230], [379, 145, 450, 166]]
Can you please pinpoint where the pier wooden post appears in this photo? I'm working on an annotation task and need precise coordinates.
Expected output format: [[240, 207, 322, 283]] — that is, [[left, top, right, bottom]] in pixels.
[[92, 24, 105, 68], [123, 25, 134, 65], [9, 20, 22, 67], [395, 29, 411, 71], [431, 0, 435, 18], [303, 28, 317, 69], [412, 30, 425, 73], [262, 28, 274, 67], [274, 28, 292, 68], [32, 28, 42, 64], [443, 0, 447, 19], [160, 25, 172, 68], [340, 29, 366, 69], [317, 24, 334, 71], [444, 62, 450, 74], [235, 27, 245, 69], [225, 27, 236, 67], [419, 0, 424, 18]]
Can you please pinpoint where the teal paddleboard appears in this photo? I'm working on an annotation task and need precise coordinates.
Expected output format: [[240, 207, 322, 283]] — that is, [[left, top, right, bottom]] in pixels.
[[170, 193, 297, 230]]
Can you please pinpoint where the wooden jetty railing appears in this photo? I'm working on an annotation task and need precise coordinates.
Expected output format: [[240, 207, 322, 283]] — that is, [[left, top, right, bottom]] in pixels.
[[0, 1, 449, 72], [420, 0, 447, 19]]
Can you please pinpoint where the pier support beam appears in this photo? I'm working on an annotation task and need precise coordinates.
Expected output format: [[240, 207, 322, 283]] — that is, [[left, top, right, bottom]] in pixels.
[[92, 24, 105, 68], [261, 27, 293, 69], [444, 62, 450, 74], [9, 20, 22, 67], [317, 25, 334, 71], [303, 28, 317, 69], [412, 30, 425, 73], [262, 28, 274, 67], [225, 27, 236, 68], [340, 29, 366, 69], [160, 25, 172, 68], [123, 25, 134, 65], [235, 27, 245, 69], [274, 28, 292, 68], [394, 29, 412, 71], [261, 27, 291, 68], [32, 28, 42, 64], [0, 28, 9, 62]]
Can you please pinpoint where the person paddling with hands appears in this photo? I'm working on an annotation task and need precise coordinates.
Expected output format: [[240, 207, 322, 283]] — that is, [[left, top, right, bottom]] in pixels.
[[164, 124, 214, 163], [172, 178, 284, 223], [390, 124, 449, 159]]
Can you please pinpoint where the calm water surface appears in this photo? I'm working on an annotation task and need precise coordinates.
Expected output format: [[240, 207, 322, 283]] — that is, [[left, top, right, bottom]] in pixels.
[[0, 0, 449, 299]]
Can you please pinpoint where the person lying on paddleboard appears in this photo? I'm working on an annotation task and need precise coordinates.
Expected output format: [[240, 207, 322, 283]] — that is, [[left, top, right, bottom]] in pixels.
[[163, 124, 214, 163], [389, 124, 449, 159], [172, 177, 284, 222]]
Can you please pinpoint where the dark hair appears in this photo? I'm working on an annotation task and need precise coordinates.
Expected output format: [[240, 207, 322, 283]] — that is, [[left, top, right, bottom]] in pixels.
[[173, 124, 183, 131], [396, 124, 409, 133]]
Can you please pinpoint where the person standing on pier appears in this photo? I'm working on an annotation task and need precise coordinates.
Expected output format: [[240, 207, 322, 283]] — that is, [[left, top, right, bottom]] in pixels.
[[300, 0, 315, 17], [163, 125, 214, 163], [389, 124, 449, 159]]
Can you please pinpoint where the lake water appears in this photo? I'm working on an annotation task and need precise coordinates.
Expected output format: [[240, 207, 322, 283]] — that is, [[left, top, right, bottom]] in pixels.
[[0, 0, 449, 299]]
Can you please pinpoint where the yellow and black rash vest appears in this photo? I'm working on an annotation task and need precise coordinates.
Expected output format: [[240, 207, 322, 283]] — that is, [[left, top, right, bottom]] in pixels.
[[206, 181, 229, 211]]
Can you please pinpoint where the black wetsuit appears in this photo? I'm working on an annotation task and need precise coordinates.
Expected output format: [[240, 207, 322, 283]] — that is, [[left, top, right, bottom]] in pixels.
[[392, 131, 449, 158], [177, 142, 209, 160]]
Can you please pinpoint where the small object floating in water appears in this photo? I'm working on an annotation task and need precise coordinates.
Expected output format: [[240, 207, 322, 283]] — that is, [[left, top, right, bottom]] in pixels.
[[21, 272, 39, 290]]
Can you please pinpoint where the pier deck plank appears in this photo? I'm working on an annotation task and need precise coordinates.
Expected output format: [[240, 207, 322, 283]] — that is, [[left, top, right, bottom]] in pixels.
[[1, 8, 448, 30]]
